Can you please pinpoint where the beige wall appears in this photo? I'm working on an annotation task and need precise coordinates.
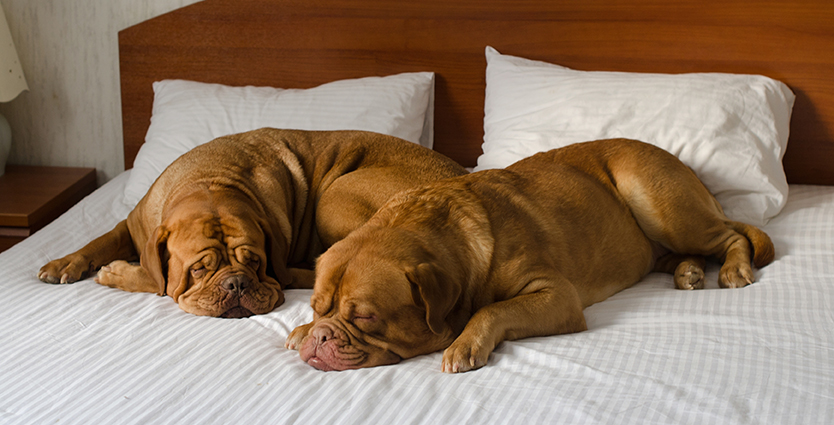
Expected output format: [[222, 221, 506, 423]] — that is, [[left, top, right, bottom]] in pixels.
[[0, 0, 201, 184]]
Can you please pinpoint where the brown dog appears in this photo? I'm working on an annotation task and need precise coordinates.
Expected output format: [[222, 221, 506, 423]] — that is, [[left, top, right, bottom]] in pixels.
[[286, 138, 774, 372], [38, 128, 466, 317]]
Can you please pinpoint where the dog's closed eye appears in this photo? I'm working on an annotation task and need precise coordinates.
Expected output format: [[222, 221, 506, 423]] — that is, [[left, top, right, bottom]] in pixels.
[[353, 314, 377, 322], [191, 265, 207, 279]]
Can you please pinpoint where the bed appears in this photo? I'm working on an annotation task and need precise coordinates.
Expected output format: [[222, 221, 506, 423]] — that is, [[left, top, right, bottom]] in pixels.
[[2, 0, 833, 423]]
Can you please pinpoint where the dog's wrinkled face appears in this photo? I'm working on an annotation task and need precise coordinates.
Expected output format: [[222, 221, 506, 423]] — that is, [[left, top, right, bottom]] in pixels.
[[144, 192, 284, 318], [294, 231, 457, 370]]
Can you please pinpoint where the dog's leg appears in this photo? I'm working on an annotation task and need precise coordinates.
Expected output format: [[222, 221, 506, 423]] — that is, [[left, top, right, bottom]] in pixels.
[[39, 220, 138, 284], [654, 254, 706, 290], [441, 278, 586, 373], [613, 158, 771, 289], [94, 260, 159, 293], [286, 267, 316, 289], [716, 234, 757, 288]]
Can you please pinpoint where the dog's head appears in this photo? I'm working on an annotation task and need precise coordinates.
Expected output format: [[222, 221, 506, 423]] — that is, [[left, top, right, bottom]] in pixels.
[[142, 191, 285, 318], [294, 227, 462, 371]]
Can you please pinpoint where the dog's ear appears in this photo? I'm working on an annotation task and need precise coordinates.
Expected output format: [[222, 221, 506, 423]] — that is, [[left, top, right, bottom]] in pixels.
[[260, 220, 298, 292], [310, 250, 346, 318], [256, 219, 283, 284], [141, 226, 170, 297], [407, 262, 460, 335]]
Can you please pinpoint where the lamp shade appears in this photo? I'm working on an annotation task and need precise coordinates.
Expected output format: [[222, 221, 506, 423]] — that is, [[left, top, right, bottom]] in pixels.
[[0, 4, 27, 102]]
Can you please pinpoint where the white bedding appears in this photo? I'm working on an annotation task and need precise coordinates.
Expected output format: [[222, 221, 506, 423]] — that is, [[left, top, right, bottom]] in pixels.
[[1, 171, 832, 424]]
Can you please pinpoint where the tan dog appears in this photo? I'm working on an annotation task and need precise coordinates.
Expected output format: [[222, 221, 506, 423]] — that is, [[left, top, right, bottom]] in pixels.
[[39, 128, 466, 318], [286, 138, 774, 372]]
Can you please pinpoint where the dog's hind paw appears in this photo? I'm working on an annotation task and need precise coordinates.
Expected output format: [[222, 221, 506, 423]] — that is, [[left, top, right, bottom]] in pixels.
[[718, 262, 755, 288], [675, 261, 705, 290]]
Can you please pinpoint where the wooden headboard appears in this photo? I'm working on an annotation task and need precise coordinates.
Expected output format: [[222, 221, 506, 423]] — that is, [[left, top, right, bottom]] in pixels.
[[119, 0, 834, 185]]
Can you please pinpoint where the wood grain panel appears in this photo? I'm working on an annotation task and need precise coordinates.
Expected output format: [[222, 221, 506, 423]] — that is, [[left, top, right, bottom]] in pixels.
[[119, 0, 834, 184]]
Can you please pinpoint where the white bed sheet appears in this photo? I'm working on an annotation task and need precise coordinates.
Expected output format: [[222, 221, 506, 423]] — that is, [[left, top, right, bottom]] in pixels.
[[1, 171, 832, 424]]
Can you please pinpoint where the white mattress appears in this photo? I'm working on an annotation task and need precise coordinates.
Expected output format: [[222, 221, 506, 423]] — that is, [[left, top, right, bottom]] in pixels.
[[1, 171, 832, 424]]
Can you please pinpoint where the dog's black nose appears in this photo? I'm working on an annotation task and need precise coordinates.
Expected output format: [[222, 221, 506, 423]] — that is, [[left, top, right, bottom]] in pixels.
[[221, 274, 251, 294]]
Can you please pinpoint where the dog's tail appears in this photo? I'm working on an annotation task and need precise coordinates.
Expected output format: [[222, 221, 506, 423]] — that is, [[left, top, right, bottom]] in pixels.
[[729, 221, 775, 268]]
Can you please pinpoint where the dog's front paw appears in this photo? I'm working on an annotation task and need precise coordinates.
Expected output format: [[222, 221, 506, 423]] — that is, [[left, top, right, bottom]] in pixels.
[[441, 338, 490, 373], [286, 322, 314, 350], [95, 260, 133, 287], [38, 255, 92, 284], [93, 260, 158, 293]]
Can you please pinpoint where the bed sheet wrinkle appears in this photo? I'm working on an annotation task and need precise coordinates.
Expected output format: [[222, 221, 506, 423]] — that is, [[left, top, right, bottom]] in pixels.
[[259, 363, 360, 423], [252, 288, 315, 338], [340, 367, 411, 423], [556, 326, 767, 422], [177, 353, 291, 425], [385, 356, 485, 423], [413, 373, 535, 424], [493, 341, 629, 402], [373, 357, 529, 423], [218, 354, 316, 424], [116, 331, 247, 423]]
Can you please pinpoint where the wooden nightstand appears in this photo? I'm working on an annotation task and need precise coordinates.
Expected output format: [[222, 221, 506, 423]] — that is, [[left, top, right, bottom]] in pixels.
[[0, 165, 97, 253]]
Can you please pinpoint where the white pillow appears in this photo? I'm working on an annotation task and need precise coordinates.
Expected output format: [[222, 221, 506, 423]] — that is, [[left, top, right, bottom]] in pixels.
[[479, 46, 795, 225], [123, 73, 436, 206]]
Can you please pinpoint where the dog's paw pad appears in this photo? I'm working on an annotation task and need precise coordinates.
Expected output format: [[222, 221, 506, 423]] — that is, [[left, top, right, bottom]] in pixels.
[[675, 262, 705, 290]]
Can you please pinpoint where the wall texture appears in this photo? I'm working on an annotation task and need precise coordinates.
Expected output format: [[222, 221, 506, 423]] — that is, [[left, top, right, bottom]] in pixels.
[[0, 0, 201, 184]]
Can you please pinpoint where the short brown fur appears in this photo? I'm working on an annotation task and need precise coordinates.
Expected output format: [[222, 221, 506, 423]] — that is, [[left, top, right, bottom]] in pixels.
[[287, 139, 774, 372], [38, 128, 466, 317]]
